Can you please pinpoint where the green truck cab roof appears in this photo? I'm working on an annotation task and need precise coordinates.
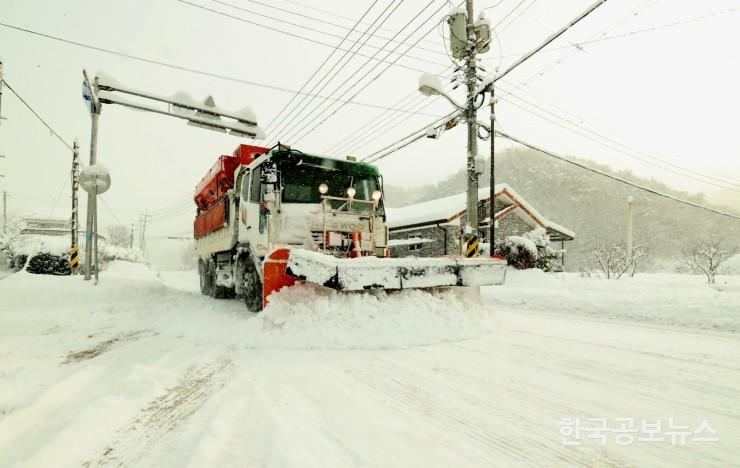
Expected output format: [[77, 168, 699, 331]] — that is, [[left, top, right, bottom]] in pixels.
[[269, 147, 381, 178]]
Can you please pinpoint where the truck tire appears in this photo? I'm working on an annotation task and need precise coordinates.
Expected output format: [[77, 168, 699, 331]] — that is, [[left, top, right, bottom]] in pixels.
[[213, 285, 233, 299], [200, 259, 215, 296], [242, 256, 263, 312]]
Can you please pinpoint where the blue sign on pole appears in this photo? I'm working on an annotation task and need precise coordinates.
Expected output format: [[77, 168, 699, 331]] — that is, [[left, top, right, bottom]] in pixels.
[[82, 81, 94, 114]]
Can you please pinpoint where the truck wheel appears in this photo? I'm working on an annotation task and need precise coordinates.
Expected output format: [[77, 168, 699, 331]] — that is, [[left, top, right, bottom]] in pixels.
[[198, 260, 213, 296], [213, 285, 233, 299], [200, 259, 215, 296], [242, 256, 263, 313]]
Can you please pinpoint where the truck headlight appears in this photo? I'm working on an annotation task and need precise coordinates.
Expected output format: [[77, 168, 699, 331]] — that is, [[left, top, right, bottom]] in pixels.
[[346, 187, 356, 198], [371, 190, 382, 201], [319, 183, 328, 194]]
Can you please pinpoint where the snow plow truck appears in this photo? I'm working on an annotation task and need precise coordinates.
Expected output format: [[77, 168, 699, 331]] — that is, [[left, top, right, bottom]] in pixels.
[[194, 143, 506, 311]]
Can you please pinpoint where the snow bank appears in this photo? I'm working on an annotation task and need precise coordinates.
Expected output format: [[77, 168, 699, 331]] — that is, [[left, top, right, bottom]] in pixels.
[[241, 285, 495, 350], [489, 270, 740, 333], [10, 234, 69, 257]]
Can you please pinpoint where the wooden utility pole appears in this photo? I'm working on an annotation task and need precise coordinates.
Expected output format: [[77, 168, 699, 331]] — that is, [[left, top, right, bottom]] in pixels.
[[464, 0, 480, 258], [70, 141, 81, 273]]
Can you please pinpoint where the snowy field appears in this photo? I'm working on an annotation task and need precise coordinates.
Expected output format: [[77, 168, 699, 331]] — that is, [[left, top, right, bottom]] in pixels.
[[0, 263, 738, 467]]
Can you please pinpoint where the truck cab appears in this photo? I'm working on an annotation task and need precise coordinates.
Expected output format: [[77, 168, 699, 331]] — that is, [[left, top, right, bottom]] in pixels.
[[195, 144, 389, 310]]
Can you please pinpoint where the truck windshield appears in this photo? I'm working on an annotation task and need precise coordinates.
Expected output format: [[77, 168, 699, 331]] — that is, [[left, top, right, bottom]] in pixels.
[[280, 163, 382, 213]]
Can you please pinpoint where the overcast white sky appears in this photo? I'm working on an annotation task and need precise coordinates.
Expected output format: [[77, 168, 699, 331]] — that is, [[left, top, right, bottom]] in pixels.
[[1, 0, 739, 237]]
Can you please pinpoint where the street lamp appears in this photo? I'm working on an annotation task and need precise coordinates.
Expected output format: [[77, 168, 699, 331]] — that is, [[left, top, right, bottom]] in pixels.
[[418, 74, 465, 110]]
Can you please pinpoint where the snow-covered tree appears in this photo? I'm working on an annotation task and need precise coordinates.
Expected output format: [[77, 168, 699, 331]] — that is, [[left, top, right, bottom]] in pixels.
[[107, 224, 131, 247], [592, 243, 647, 279], [0, 216, 24, 268], [678, 238, 736, 284]]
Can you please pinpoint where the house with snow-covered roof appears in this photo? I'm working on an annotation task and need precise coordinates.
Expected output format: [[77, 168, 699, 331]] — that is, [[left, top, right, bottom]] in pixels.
[[386, 184, 574, 265]]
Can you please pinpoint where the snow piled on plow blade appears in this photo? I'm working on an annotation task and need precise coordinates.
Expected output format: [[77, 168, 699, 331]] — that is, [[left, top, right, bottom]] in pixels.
[[286, 249, 507, 290]]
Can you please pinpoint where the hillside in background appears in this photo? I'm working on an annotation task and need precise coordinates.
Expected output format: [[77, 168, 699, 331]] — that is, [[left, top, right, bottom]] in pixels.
[[384, 147, 740, 271], [707, 188, 740, 212]]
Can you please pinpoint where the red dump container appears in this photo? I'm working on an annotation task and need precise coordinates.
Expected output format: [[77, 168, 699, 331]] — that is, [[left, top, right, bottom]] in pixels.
[[194, 144, 268, 212]]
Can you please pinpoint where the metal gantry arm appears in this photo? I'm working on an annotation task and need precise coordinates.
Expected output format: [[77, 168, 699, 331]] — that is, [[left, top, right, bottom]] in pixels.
[[79, 69, 265, 282]]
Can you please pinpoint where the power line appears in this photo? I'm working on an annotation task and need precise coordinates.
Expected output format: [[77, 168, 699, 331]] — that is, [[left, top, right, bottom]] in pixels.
[[363, 111, 459, 163], [498, 87, 740, 191], [496, 130, 740, 221], [0, 22, 439, 118], [1, 79, 73, 151], [215, 0, 448, 57], [262, 0, 395, 143], [275, 0, 442, 48], [498, 6, 740, 59], [274, 0, 411, 144], [331, 77, 454, 156], [284, 0, 451, 144], [174, 0, 442, 74], [99, 195, 123, 225]]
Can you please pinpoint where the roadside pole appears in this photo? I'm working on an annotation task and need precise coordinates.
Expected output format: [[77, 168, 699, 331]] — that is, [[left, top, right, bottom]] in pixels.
[[70, 140, 80, 273], [82, 71, 100, 281], [464, 0, 480, 258], [79, 165, 111, 285], [489, 84, 496, 255], [93, 176, 99, 284], [129, 223, 135, 249], [627, 195, 634, 261], [2, 190, 7, 234]]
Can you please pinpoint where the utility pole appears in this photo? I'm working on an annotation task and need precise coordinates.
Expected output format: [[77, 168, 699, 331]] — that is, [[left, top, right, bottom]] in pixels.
[[626, 195, 634, 259], [129, 223, 135, 249], [489, 83, 496, 255], [464, 0, 480, 258], [83, 71, 101, 281], [2, 190, 7, 234], [70, 140, 80, 273], [139, 212, 151, 250], [0, 59, 5, 125]]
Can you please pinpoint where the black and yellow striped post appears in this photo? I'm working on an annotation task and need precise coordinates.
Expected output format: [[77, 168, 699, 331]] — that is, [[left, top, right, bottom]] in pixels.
[[465, 236, 479, 258], [70, 244, 79, 274]]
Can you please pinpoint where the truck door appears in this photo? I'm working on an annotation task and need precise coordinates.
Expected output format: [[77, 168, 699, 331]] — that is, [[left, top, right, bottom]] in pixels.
[[239, 166, 268, 256]]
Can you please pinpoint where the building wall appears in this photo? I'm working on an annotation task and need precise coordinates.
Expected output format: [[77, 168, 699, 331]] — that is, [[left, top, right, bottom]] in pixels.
[[390, 199, 541, 257], [389, 224, 458, 257], [461, 200, 533, 244]]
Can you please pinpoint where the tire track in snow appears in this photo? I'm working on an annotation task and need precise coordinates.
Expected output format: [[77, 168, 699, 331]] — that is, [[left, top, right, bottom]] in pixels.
[[62, 330, 158, 364], [82, 353, 233, 467], [346, 360, 604, 467]]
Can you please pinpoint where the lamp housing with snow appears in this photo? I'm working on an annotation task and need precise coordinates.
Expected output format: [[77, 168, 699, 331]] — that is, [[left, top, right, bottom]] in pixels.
[[418, 73, 465, 111]]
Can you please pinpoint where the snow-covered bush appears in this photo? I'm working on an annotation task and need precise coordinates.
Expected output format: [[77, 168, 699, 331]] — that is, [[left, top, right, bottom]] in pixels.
[[99, 243, 144, 264], [26, 252, 71, 275], [497, 235, 538, 269], [494, 228, 562, 271]]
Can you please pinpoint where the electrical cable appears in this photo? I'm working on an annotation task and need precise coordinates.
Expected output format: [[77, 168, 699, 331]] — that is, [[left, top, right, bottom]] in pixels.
[[1, 79, 73, 151], [496, 130, 740, 221], [263, 0, 400, 144], [0, 22, 440, 117], [174, 0, 441, 74], [284, 0, 451, 144]]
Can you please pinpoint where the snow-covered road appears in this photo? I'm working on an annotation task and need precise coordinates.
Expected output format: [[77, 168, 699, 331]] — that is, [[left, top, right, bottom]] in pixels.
[[0, 263, 738, 467]]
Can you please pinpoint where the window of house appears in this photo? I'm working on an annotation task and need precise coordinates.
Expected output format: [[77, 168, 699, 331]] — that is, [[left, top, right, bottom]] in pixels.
[[408, 243, 423, 252]]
